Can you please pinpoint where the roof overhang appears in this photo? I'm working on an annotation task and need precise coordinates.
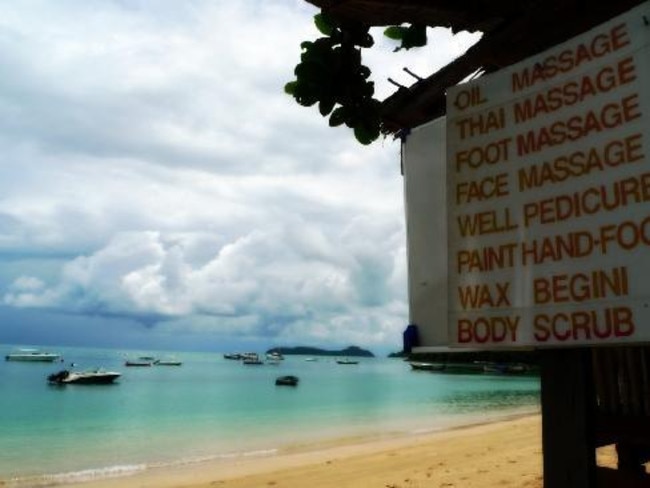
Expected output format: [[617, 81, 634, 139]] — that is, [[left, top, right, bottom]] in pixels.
[[307, 0, 646, 133]]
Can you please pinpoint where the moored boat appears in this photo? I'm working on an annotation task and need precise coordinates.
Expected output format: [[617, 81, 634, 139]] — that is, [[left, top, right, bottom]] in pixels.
[[336, 358, 359, 365], [125, 359, 153, 367], [47, 369, 121, 385], [275, 375, 299, 386], [483, 363, 528, 375], [154, 358, 182, 366], [409, 361, 445, 372], [241, 352, 263, 365], [5, 348, 61, 362], [442, 362, 485, 374]]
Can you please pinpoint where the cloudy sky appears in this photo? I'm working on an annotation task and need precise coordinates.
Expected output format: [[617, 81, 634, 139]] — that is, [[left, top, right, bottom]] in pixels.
[[0, 1, 479, 354]]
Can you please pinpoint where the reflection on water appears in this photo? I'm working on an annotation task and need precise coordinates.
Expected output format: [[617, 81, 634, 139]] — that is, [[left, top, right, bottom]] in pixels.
[[437, 388, 540, 414]]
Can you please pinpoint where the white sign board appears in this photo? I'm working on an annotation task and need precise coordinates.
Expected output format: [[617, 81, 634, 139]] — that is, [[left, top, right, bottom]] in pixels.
[[447, 2, 650, 348]]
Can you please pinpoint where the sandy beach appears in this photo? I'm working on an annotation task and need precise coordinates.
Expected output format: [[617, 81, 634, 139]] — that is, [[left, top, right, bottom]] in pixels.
[[74, 414, 553, 488]]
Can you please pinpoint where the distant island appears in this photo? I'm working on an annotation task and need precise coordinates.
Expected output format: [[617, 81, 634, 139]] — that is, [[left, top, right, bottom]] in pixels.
[[387, 351, 407, 358], [266, 345, 374, 358]]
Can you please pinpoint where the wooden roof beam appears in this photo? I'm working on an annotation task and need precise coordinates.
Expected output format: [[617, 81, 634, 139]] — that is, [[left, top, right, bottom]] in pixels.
[[379, 0, 646, 132]]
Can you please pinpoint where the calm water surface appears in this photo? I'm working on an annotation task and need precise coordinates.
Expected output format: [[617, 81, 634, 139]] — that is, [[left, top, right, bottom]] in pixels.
[[0, 345, 540, 486]]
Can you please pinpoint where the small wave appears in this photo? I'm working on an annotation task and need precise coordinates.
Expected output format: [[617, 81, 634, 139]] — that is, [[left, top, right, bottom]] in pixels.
[[4, 464, 147, 487], [159, 447, 279, 467], [409, 426, 446, 435], [2, 448, 281, 487], [242, 449, 278, 457]]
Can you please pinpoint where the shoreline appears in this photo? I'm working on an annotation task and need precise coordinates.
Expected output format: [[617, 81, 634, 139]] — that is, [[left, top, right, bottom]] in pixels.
[[55, 412, 544, 488]]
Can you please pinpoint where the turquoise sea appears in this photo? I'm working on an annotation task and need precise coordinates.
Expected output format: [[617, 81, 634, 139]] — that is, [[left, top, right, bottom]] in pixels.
[[0, 345, 540, 486]]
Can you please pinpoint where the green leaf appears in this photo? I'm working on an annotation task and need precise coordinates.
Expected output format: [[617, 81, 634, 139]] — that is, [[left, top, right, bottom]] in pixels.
[[284, 81, 297, 95], [314, 13, 336, 36], [295, 61, 326, 82], [296, 93, 318, 107], [328, 107, 347, 127], [347, 28, 374, 48], [383, 26, 405, 40], [353, 123, 380, 145], [401, 25, 427, 50], [319, 97, 336, 116]]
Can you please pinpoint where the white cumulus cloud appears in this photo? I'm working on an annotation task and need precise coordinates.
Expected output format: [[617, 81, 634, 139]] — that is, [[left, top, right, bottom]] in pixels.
[[0, 0, 479, 350]]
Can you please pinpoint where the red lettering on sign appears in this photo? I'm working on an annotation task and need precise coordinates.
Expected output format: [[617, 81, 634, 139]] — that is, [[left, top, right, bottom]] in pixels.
[[522, 172, 650, 227], [516, 94, 641, 157], [511, 23, 631, 92], [456, 173, 509, 204], [518, 133, 644, 191], [457, 316, 520, 343], [533, 266, 628, 304], [533, 306, 635, 342]]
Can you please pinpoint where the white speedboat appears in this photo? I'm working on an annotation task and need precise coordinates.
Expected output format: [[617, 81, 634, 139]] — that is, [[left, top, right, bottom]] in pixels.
[[47, 369, 121, 385], [409, 361, 445, 372], [5, 348, 61, 362]]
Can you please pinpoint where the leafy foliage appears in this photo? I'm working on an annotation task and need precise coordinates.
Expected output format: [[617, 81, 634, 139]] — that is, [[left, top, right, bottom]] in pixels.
[[383, 24, 427, 51], [286, 13, 427, 145], [285, 13, 380, 145]]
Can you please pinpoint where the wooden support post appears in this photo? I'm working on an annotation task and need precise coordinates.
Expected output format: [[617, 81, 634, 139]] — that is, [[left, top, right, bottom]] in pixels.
[[541, 348, 596, 488], [597, 466, 650, 487], [617, 443, 650, 476]]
